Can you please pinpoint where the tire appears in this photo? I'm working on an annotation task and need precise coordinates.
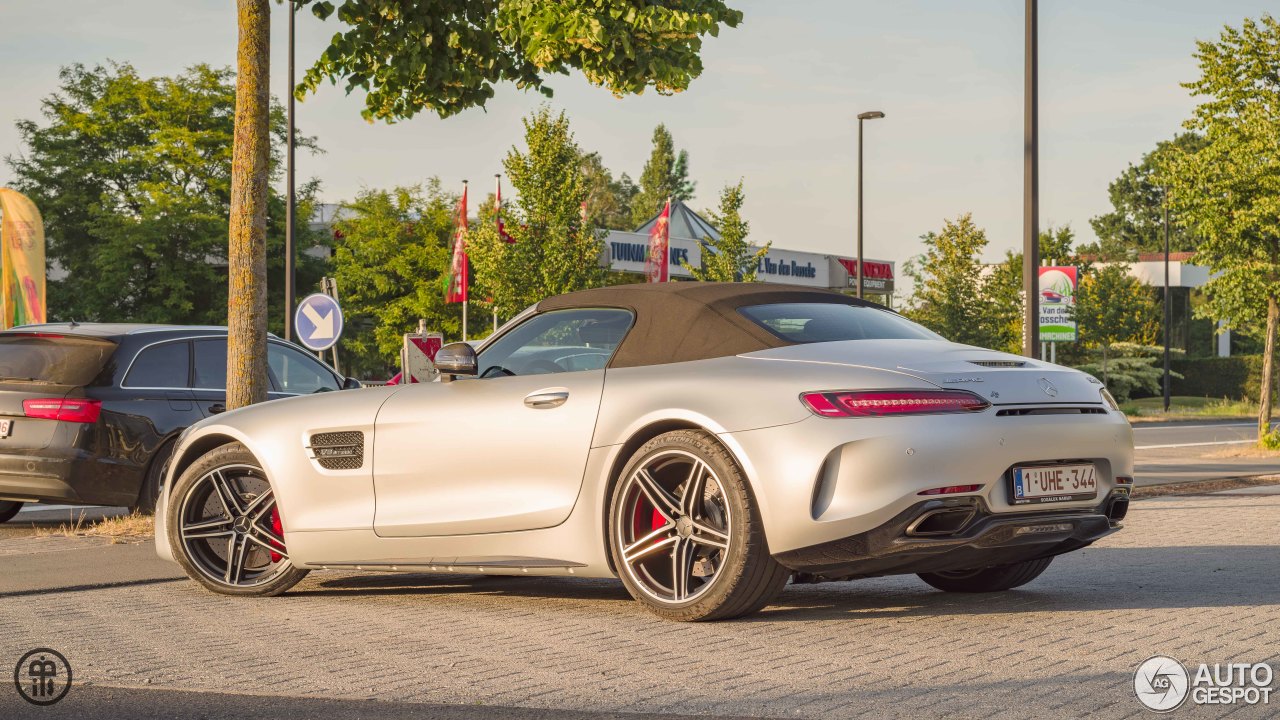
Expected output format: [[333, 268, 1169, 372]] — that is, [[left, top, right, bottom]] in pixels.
[[918, 556, 1054, 593], [608, 430, 790, 621], [131, 439, 176, 514], [0, 501, 22, 523], [166, 442, 308, 597]]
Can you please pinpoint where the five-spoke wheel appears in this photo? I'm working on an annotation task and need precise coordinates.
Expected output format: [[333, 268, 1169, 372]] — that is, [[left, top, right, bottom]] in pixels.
[[167, 443, 307, 596], [609, 430, 790, 621], [616, 450, 732, 604]]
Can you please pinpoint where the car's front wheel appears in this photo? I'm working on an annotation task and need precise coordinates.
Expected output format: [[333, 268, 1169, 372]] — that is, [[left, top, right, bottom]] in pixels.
[[166, 442, 308, 596], [0, 501, 22, 523], [918, 556, 1054, 593], [608, 430, 790, 621]]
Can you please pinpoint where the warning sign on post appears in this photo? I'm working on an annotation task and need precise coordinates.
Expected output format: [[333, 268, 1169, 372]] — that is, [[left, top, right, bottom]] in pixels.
[[402, 333, 443, 383]]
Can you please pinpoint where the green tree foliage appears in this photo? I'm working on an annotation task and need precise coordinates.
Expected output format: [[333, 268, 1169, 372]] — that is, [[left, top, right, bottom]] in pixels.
[[329, 183, 460, 378], [987, 226, 1087, 357], [1072, 263, 1161, 388], [904, 214, 1004, 348], [683, 180, 769, 281], [1157, 14, 1280, 441], [5, 62, 326, 331], [295, 0, 744, 122], [1085, 133, 1206, 259], [468, 107, 606, 318], [631, 124, 695, 227], [580, 151, 637, 231], [1073, 343, 1183, 402]]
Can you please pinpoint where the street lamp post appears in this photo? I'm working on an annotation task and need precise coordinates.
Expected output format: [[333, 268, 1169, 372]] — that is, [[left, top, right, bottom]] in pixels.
[[284, 1, 297, 342], [1163, 191, 1172, 412], [856, 110, 885, 300], [1022, 0, 1040, 359]]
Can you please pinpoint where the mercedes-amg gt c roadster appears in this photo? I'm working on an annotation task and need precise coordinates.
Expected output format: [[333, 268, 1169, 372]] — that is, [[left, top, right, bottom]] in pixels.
[[156, 283, 1134, 621]]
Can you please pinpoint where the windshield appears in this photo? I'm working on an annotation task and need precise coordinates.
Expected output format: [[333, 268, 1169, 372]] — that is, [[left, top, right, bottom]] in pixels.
[[739, 303, 942, 343], [0, 334, 118, 385]]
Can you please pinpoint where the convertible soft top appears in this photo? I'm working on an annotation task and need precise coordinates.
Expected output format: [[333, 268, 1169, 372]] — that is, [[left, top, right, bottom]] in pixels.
[[536, 282, 875, 369]]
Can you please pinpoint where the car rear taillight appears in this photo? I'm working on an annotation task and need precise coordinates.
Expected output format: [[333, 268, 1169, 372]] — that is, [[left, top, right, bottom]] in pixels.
[[919, 484, 983, 496], [800, 390, 991, 418], [23, 398, 102, 423]]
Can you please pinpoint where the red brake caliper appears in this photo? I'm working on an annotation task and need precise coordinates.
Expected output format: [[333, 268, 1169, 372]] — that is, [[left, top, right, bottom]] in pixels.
[[269, 506, 284, 562]]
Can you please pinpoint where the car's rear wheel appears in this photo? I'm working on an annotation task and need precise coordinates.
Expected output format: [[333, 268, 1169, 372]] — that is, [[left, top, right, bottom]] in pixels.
[[608, 430, 790, 621], [166, 443, 308, 596], [0, 501, 22, 523], [918, 556, 1054, 593]]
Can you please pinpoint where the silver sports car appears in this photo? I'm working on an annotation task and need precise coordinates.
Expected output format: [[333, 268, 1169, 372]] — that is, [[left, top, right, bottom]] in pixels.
[[156, 283, 1134, 621]]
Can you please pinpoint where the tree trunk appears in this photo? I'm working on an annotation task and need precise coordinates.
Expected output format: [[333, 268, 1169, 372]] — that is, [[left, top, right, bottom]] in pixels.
[[1258, 293, 1278, 444], [227, 0, 271, 410]]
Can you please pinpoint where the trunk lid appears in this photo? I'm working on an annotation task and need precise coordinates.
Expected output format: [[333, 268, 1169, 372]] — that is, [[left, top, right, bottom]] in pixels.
[[0, 332, 117, 450], [0, 381, 78, 450], [742, 339, 1105, 406]]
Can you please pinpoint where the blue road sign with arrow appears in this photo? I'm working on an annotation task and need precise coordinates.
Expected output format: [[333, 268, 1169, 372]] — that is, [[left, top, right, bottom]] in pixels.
[[294, 293, 344, 352]]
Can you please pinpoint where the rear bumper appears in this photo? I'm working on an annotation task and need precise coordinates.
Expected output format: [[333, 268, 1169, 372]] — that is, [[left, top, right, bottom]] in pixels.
[[0, 451, 136, 506], [774, 491, 1128, 579]]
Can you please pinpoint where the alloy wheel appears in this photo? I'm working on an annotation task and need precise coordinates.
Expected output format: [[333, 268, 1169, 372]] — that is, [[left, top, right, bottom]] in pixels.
[[177, 464, 291, 588], [614, 449, 732, 604]]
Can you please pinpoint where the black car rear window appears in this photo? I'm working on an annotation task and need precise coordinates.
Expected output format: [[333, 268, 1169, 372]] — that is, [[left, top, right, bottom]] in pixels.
[[0, 334, 118, 385], [738, 303, 942, 343]]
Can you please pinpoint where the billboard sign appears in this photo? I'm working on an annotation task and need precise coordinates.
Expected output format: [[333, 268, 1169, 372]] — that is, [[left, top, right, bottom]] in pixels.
[[1038, 266, 1078, 342]]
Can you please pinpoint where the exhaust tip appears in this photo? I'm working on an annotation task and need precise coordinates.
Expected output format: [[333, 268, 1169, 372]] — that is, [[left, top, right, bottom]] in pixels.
[[1106, 496, 1130, 522], [906, 507, 975, 537]]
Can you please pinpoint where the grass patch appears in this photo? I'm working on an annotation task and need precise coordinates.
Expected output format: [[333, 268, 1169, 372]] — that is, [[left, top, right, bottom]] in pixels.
[[1122, 395, 1258, 421], [34, 510, 154, 543]]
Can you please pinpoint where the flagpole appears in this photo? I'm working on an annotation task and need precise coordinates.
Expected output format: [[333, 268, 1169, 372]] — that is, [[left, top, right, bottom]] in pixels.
[[463, 301, 468, 342]]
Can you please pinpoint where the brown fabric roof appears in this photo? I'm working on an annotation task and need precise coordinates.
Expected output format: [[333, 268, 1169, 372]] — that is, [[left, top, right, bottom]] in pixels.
[[536, 282, 875, 368]]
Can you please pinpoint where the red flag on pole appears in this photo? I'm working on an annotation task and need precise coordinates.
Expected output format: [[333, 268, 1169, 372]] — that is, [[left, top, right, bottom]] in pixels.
[[645, 199, 671, 283], [495, 174, 514, 244], [445, 181, 469, 303]]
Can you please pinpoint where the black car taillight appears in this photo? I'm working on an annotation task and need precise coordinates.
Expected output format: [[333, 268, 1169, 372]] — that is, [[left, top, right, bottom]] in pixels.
[[23, 398, 102, 423], [801, 390, 991, 418]]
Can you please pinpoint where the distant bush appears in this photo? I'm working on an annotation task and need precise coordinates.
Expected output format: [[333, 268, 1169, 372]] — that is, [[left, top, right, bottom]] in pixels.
[[1072, 343, 1183, 402], [1161, 355, 1279, 402]]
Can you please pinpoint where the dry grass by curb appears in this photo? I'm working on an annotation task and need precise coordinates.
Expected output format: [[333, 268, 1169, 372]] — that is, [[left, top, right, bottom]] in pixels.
[[1207, 445, 1280, 459], [33, 510, 154, 544], [1132, 475, 1280, 499]]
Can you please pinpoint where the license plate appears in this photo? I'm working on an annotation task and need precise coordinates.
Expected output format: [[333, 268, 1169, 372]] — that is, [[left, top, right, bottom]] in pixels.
[[0, 419, 11, 438], [1011, 463, 1097, 504]]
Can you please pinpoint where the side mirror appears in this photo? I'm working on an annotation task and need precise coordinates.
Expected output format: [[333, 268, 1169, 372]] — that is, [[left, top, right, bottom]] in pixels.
[[434, 342, 478, 382], [341, 377, 363, 390]]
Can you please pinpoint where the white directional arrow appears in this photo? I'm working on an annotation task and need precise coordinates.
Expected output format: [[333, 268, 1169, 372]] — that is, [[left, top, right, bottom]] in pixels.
[[301, 302, 335, 339]]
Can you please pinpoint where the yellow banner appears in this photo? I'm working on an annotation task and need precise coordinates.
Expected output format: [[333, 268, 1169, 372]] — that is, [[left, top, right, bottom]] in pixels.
[[0, 188, 46, 328]]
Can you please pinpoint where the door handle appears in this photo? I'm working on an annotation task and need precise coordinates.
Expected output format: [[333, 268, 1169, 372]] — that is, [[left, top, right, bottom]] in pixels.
[[208, 403, 226, 414], [524, 390, 569, 409]]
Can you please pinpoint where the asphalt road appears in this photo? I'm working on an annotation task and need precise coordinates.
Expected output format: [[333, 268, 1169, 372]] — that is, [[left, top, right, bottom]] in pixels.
[[3, 490, 1279, 718], [1132, 420, 1279, 486]]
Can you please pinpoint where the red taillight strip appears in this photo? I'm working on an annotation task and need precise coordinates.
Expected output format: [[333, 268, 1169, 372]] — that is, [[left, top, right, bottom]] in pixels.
[[22, 398, 102, 423], [800, 390, 991, 418], [919, 484, 983, 496]]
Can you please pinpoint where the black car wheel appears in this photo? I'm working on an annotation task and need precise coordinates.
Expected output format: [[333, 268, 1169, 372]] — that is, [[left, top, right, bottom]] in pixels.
[[0, 501, 22, 523], [918, 557, 1054, 593], [609, 430, 790, 621], [167, 442, 308, 596]]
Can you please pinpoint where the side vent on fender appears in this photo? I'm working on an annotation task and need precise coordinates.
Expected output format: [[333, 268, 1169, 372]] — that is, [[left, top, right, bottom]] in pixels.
[[308, 431, 365, 470]]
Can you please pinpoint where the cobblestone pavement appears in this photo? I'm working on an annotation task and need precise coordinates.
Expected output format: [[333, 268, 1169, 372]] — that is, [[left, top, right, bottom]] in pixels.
[[3, 494, 1278, 718]]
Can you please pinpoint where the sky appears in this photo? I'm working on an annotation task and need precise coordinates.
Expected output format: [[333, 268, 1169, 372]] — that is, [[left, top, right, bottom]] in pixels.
[[0, 0, 1274, 281]]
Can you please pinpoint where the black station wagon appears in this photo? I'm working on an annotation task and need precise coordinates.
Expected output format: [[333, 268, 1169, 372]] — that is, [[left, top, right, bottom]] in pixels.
[[0, 324, 358, 522]]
